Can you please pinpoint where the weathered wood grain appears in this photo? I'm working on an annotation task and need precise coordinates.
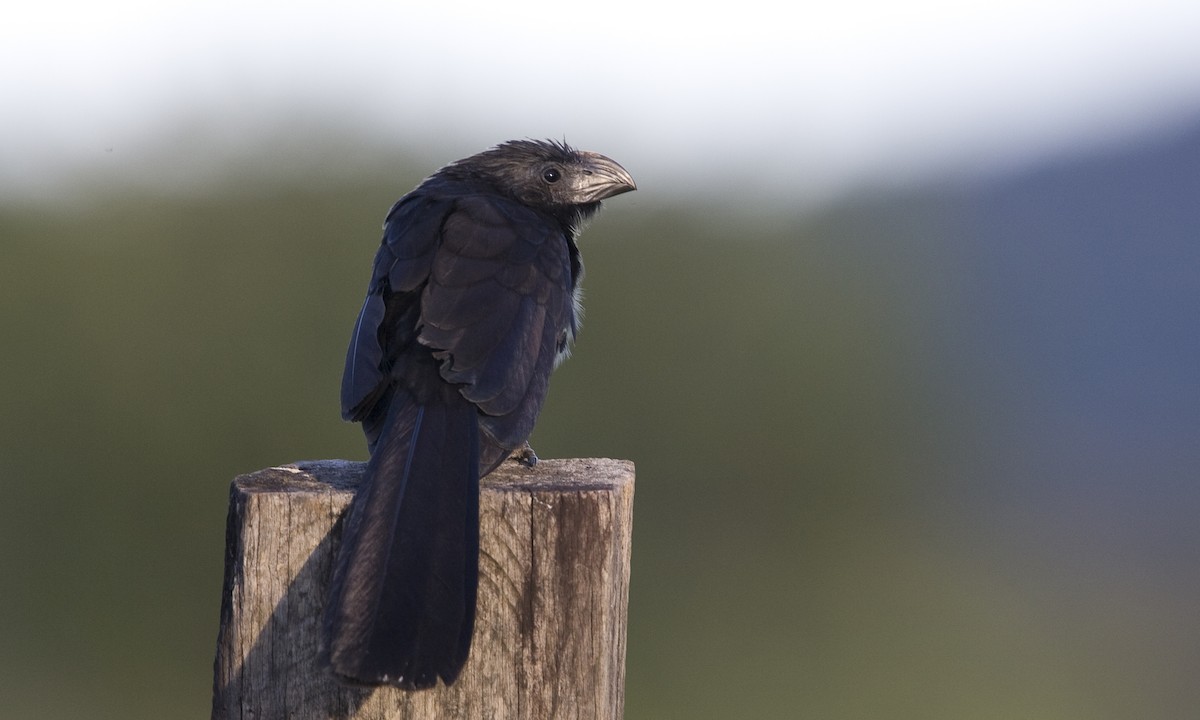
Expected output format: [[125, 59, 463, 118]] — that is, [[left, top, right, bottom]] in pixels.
[[213, 458, 634, 720]]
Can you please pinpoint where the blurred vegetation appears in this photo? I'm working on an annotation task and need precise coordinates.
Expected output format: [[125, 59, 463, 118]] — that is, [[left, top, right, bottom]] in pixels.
[[1, 141, 1196, 719]]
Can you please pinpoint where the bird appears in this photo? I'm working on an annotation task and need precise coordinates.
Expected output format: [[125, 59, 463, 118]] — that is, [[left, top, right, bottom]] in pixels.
[[324, 139, 636, 689]]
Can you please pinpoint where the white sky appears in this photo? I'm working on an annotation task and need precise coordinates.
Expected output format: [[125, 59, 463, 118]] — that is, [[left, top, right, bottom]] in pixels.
[[3, 0, 1200, 204]]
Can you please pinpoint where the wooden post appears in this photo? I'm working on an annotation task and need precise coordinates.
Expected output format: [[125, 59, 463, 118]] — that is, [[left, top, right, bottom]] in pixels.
[[213, 458, 635, 720]]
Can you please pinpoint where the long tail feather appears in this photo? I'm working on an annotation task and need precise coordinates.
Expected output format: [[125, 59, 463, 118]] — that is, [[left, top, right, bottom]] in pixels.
[[324, 389, 479, 689]]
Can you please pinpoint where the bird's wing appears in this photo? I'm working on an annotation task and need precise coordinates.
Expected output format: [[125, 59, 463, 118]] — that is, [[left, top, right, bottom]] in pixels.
[[418, 194, 575, 449], [340, 194, 450, 422]]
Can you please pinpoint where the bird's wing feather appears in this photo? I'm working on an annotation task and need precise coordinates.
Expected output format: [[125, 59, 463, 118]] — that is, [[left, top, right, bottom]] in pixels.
[[418, 194, 574, 447], [340, 194, 452, 421]]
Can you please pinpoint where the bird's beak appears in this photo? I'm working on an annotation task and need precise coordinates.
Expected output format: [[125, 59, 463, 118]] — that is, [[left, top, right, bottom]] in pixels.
[[575, 151, 637, 202]]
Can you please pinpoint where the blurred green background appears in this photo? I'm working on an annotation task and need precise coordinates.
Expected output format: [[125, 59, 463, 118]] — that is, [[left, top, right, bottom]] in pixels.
[[4, 121, 1199, 719], [5, 3, 1200, 719]]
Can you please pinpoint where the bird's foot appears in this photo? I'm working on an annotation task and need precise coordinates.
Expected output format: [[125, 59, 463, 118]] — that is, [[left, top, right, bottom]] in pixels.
[[509, 442, 539, 468]]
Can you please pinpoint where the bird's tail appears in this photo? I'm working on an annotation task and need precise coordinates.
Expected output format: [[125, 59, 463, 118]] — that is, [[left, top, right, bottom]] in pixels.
[[324, 388, 480, 689]]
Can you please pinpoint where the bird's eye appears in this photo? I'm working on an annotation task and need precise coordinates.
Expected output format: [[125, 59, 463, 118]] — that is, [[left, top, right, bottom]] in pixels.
[[542, 167, 562, 183]]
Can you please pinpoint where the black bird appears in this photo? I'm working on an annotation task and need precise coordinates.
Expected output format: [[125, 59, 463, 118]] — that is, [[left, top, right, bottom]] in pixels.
[[325, 139, 636, 689]]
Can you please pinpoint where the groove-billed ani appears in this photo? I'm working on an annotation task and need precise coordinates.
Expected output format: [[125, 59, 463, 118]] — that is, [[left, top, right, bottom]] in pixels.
[[325, 140, 636, 689]]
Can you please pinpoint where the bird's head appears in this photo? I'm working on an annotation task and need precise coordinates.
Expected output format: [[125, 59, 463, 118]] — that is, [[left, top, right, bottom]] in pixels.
[[444, 139, 636, 223]]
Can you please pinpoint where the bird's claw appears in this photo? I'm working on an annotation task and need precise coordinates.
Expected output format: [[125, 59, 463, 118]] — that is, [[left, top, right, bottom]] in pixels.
[[509, 442, 539, 468]]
